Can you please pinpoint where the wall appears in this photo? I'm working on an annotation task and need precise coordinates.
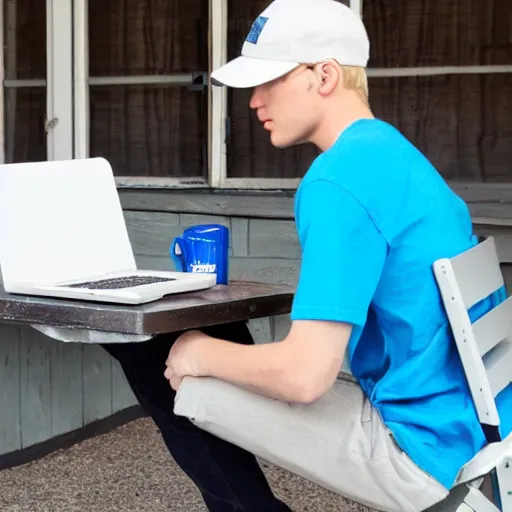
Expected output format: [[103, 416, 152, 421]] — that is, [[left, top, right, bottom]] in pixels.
[[1, 203, 512, 459], [0, 325, 137, 457]]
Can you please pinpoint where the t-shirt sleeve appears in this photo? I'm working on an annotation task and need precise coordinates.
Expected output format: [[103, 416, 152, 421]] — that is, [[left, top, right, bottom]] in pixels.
[[291, 179, 388, 326]]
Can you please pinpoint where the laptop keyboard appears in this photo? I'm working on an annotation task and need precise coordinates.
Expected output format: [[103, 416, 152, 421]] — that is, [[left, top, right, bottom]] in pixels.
[[67, 275, 176, 290]]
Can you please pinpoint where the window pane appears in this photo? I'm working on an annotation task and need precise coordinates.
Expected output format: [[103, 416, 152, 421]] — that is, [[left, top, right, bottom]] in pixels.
[[88, 0, 208, 76], [89, 85, 207, 177], [364, 0, 511, 67], [226, 88, 319, 179], [226, 0, 326, 179], [3, 0, 46, 163], [87, 0, 208, 178], [4, 88, 47, 163], [370, 74, 512, 181], [3, 0, 46, 80]]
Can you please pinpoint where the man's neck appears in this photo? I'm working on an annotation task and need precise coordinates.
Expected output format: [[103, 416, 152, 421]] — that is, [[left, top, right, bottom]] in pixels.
[[311, 92, 375, 152]]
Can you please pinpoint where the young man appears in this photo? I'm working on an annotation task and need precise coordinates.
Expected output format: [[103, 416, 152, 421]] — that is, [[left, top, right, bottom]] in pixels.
[[163, 0, 512, 510], [108, 0, 512, 511]]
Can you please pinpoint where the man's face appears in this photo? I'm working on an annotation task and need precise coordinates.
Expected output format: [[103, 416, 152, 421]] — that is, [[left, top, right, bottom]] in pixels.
[[249, 65, 321, 149]]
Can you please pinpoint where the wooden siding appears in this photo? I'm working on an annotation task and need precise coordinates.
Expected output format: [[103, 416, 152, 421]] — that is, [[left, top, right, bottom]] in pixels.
[[0, 328, 136, 455]]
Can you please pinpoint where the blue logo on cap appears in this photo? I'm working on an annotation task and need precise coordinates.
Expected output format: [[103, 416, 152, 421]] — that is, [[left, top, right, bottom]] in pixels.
[[246, 16, 269, 44]]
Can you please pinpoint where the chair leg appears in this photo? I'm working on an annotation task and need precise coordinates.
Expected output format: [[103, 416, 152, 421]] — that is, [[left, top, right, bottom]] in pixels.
[[463, 485, 500, 512]]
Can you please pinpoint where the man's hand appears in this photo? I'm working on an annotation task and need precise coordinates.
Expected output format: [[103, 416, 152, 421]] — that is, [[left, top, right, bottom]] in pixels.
[[163, 319, 351, 403], [164, 330, 211, 390]]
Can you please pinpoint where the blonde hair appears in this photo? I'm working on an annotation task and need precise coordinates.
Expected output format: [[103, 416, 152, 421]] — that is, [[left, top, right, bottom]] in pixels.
[[341, 65, 369, 106]]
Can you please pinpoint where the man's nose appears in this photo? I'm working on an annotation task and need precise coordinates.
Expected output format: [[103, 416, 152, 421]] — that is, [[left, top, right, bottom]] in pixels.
[[249, 87, 264, 109]]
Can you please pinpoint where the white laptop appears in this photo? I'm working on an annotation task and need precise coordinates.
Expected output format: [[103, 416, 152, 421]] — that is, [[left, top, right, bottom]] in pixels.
[[0, 158, 216, 304]]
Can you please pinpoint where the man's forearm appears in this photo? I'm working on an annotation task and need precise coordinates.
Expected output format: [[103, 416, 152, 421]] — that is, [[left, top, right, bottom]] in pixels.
[[198, 336, 312, 403]]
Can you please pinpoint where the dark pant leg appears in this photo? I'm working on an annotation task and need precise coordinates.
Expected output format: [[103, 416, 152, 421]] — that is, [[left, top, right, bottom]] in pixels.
[[102, 322, 291, 512]]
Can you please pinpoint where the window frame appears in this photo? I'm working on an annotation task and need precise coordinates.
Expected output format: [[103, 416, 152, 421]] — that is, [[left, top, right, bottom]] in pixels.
[[1, 0, 511, 191], [0, 0, 74, 164], [48, 0, 74, 161], [73, 0, 209, 188], [209, 0, 362, 190], [209, 0, 512, 189]]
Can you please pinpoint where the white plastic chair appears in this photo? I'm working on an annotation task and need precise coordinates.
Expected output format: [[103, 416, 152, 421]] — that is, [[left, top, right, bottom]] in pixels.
[[433, 236, 512, 511]]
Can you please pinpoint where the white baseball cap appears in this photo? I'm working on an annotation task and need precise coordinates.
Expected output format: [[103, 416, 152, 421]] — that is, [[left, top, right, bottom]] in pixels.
[[211, 0, 370, 89]]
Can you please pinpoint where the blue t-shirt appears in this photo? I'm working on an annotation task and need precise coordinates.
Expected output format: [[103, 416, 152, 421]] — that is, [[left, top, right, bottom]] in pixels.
[[291, 118, 512, 489]]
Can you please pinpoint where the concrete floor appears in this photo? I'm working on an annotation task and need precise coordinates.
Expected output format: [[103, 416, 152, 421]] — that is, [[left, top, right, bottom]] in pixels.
[[0, 417, 374, 512]]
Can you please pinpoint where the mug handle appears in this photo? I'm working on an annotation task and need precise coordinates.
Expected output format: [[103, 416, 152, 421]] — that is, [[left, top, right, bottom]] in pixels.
[[170, 237, 186, 272]]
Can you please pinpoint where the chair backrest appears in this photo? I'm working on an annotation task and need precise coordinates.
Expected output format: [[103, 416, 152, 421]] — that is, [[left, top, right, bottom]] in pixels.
[[433, 237, 512, 440]]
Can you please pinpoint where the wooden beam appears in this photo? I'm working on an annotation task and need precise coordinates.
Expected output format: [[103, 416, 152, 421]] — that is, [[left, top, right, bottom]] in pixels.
[[119, 187, 512, 223]]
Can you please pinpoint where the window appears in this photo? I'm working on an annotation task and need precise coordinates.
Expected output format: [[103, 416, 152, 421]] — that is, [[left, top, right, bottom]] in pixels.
[[85, 0, 209, 182], [1, 0, 511, 188], [215, 0, 350, 188], [364, 0, 512, 182], [2, 0, 46, 164], [221, 0, 324, 187]]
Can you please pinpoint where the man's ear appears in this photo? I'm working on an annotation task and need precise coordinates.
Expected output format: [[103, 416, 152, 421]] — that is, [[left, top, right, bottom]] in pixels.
[[316, 61, 340, 96]]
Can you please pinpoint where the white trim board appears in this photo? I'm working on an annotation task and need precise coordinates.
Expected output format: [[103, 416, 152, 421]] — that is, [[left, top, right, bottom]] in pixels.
[[350, 0, 362, 16], [367, 65, 512, 78], [88, 74, 196, 86], [210, 0, 228, 188], [115, 177, 208, 188], [3, 79, 46, 87], [220, 178, 302, 190], [47, 0, 73, 161], [73, 0, 89, 159]]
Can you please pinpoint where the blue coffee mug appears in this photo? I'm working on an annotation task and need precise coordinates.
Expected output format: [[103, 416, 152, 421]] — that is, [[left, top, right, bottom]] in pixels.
[[170, 224, 229, 285]]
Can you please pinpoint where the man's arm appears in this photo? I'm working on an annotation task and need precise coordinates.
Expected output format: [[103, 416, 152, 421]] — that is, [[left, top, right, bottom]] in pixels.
[[190, 319, 352, 404], [166, 179, 386, 402]]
